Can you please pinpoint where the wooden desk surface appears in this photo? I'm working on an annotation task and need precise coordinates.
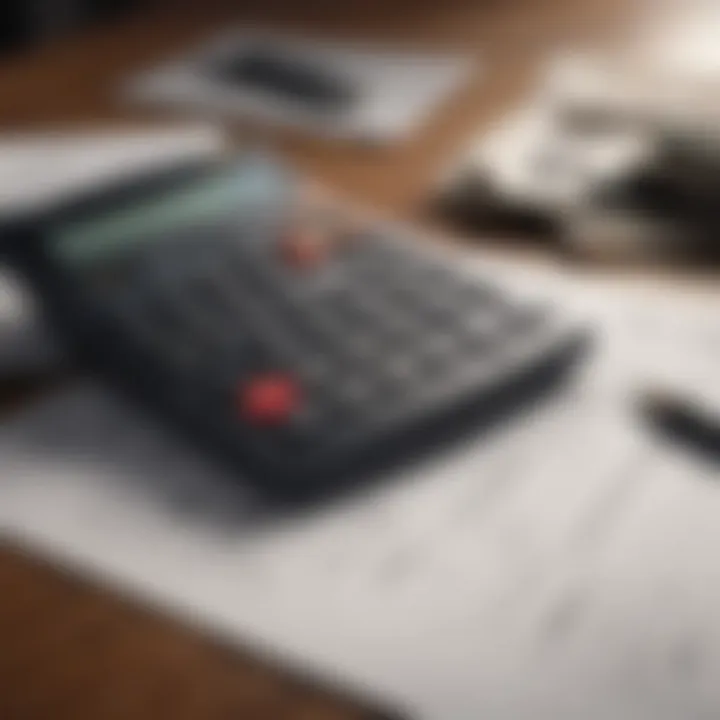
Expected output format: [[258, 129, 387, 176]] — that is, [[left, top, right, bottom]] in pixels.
[[0, 2, 643, 718]]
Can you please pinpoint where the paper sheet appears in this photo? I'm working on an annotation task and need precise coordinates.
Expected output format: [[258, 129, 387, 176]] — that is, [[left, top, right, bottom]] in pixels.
[[2, 256, 720, 720], [0, 125, 225, 217]]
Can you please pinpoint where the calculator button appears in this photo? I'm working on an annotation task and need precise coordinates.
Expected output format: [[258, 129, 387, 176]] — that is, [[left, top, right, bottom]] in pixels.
[[280, 228, 330, 269], [239, 374, 300, 425]]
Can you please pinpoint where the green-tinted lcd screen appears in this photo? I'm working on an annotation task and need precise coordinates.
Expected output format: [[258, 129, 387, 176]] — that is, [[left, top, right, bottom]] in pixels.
[[54, 158, 287, 266]]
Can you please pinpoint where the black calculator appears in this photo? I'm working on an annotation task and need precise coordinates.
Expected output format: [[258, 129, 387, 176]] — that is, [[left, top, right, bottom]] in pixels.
[[3, 153, 587, 502]]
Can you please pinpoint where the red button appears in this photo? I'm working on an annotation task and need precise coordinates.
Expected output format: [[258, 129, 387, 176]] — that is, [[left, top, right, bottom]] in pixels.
[[280, 229, 329, 269], [239, 374, 300, 425]]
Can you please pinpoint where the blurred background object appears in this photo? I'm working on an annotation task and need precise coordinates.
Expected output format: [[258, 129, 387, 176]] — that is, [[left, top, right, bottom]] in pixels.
[[0, 0, 140, 55], [127, 29, 473, 144], [436, 82, 720, 265], [435, 1, 720, 266]]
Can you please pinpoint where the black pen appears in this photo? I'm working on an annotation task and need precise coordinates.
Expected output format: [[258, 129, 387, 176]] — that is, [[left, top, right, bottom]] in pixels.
[[641, 389, 720, 463]]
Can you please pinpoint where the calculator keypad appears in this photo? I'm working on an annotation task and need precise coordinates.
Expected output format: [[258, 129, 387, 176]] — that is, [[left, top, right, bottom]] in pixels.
[[97, 208, 583, 492]]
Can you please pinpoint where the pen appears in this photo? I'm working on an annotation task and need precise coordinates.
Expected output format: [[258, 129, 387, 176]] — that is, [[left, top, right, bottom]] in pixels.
[[641, 389, 720, 463]]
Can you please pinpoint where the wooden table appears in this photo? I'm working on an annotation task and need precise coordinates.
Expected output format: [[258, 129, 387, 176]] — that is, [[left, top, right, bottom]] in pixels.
[[0, 1, 644, 718]]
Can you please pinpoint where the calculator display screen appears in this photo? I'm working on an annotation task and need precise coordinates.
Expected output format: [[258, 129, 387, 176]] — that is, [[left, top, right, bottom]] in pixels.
[[52, 158, 288, 268]]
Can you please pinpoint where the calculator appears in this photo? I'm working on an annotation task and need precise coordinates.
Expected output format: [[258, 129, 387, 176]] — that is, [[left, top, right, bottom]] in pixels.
[[3, 153, 587, 502]]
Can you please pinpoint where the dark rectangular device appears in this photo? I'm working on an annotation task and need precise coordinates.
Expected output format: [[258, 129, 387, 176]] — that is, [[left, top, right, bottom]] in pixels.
[[2, 154, 587, 503], [212, 47, 356, 113]]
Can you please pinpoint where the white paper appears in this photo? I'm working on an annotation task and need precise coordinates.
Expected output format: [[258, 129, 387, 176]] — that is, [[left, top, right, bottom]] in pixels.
[[0, 125, 225, 217], [2, 256, 720, 719], [128, 30, 474, 143]]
